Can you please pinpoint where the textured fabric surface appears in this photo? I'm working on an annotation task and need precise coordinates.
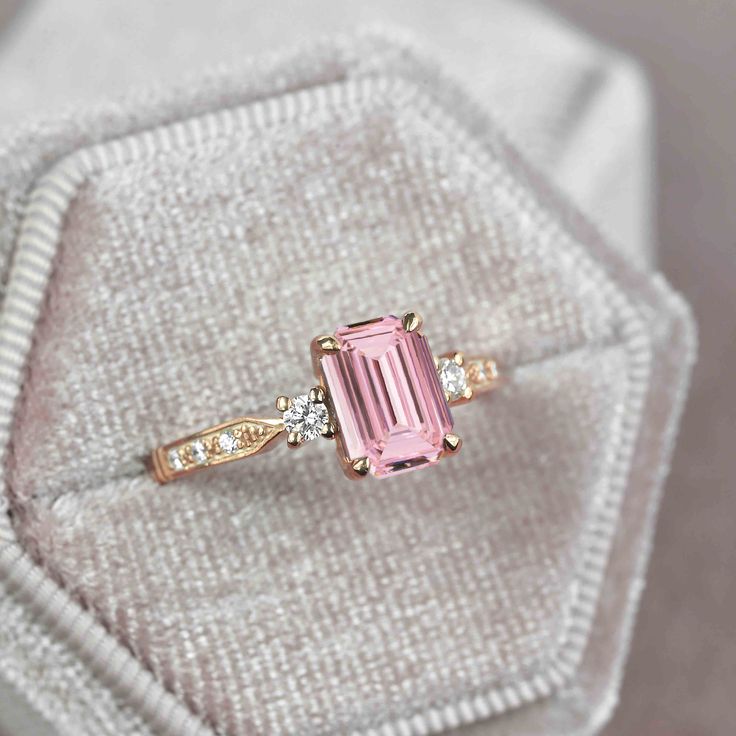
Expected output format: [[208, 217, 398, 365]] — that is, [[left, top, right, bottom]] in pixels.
[[0, 590, 150, 736], [0, 0, 653, 278], [0, 12, 693, 736]]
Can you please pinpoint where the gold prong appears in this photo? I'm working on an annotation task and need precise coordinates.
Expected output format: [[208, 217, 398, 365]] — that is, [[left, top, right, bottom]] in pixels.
[[314, 335, 340, 353], [308, 386, 326, 403], [433, 354, 440, 369], [286, 431, 303, 448], [275, 395, 291, 412], [321, 421, 337, 440], [463, 386, 473, 400], [453, 351, 464, 366], [443, 433, 462, 453], [444, 390, 452, 402], [402, 311, 422, 333], [351, 457, 370, 477]]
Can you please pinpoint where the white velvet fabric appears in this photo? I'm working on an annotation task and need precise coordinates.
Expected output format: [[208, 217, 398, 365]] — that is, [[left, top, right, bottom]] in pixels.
[[0, 1, 653, 275], [0, 12, 692, 736]]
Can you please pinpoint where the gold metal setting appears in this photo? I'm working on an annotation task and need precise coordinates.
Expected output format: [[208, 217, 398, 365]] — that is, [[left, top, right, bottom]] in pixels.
[[351, 457, 371, 478], [401, 310, 423, 333], [322, 421, 338, 440], [286, 431, 303, 448], [310, 334, 340, 377], [150, 417, 285, 484], [442, 433, 462, 453], [279, 384, 330, 449], [314, 335, 340, 353]]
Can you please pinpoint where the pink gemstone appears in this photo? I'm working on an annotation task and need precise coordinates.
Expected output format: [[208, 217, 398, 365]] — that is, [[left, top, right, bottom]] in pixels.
[[320, 315, 453, 477]]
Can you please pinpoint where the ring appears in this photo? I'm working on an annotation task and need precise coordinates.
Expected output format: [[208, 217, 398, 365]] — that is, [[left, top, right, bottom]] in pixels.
[[149, 312, 499, 483]]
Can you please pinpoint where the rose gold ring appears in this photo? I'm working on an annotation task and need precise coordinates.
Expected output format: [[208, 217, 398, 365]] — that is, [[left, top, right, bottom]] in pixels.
[[149, 312, 499, 484]]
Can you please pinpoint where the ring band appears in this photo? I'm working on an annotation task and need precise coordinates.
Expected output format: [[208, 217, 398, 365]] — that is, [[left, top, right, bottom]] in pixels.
[[149, 312, 499, 484]]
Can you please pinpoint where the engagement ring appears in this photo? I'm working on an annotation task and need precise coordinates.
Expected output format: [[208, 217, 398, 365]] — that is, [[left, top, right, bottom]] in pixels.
[[150, 312, 499, 483]]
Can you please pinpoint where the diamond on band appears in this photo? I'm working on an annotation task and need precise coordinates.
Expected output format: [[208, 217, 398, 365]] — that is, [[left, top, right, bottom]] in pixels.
[[319, 314, 452, 477], [149, 312, 499, 484]]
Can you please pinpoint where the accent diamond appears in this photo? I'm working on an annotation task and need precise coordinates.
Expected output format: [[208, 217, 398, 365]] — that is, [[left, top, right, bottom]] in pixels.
[[168, 448, 184, 471], [283, 394, 329, 442], [218, 430, 238, 454], [437, 357, 468, 401], [191, 440, 208, 465]]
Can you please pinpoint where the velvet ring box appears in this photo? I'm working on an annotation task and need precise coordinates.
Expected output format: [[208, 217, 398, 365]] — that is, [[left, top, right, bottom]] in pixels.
[[0, 27, 694, 736]]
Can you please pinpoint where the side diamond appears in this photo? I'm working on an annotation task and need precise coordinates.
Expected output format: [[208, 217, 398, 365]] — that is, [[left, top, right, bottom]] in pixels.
[[437, 357, 468, 401], [283, 395, 329, 441]]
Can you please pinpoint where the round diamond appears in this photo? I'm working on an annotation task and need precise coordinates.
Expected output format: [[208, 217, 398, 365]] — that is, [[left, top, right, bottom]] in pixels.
[[219, 430, 238, 454], [190, 440, 208, 465], [437, 357, 467, 401], [283, 395, 329, 441], [168, 448, 184, 471]]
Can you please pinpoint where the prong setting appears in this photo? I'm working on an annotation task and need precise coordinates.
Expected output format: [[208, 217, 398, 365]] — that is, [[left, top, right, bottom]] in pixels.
[[437, 353, 469, 404], [401, 311, 423, 333], [443, 433, 462, 453], [276, 386, 334, 448], [314, 335, 340, 354], [321, 421, 337, 440], [311, 334, 341, 378], [286, 431, 303, 448], [351, 457, 371, 477]]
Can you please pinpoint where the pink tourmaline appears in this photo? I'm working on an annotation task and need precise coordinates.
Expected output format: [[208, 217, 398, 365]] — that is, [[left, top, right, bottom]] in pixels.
[[320, 315, 453, 477]]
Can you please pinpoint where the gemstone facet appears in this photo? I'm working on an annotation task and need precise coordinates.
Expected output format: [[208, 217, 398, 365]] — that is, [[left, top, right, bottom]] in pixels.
[[283, 394, 329, 442], [320, 315, 453, 477], [437, 357, 468, 401]]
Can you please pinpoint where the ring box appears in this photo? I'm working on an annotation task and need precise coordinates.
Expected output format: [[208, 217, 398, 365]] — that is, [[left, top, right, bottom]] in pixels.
[[0, 12, 693, 736]]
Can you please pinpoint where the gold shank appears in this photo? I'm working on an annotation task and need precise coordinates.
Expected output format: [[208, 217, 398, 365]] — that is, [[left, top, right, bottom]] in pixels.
[[150, 416, 285, 484]]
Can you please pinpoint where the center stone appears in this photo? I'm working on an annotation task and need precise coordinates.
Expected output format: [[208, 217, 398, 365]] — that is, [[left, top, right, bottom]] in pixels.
[[320, 315, 453, 477]]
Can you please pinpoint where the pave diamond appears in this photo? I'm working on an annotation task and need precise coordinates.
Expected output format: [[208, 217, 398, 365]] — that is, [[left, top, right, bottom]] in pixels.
[[218, 430, 238, 454], [191, 440, 208, 465], [283, 395, 329, 441], [437, 357, 468, 401], [467, 360, 487, 383], [168, 448, 184, 471]]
